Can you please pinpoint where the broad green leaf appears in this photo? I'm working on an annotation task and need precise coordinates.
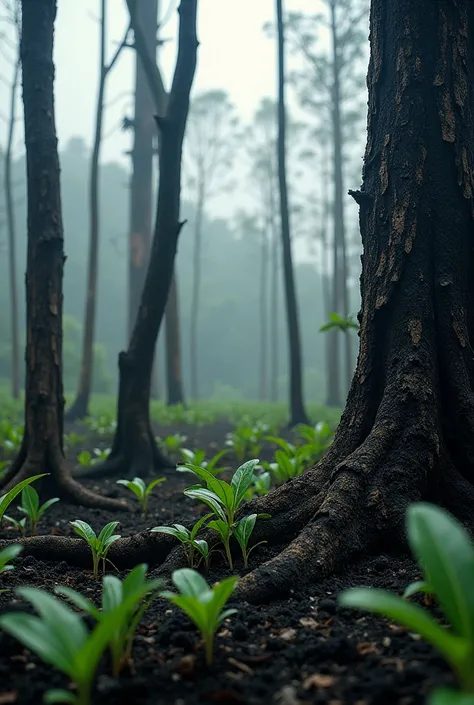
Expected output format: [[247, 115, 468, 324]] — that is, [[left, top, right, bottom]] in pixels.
[[206, 478, 234, 514], [0, 544, 23, 571], [172, 567, 210, 599], [145, 477, 166, 496], [231, 459, 260, 509], [208, 519, 231, 541], [54, 587, 99, 619], [161, 593, 207, 633], [0, 474, 47, 520], [122, 564, 148, 597], [70, 520, 96, 543], [37, 497, 60, 519], [150, 526, 189, 541], [183, 463, 218, 488], [206, 576, 238, 630], [339, 588, 467, 668], [44, 690, 77, 704], [193, 539, 209, 557], [403, 580, 432, 599], [97, 521, 120, 546], [184, 488, 227, 521], [116, 480, 143, 501], [102, 575, 123, 612], [408, 503, 474, 641], [234, 514, 257, 550], [216, 607, 238, 626], [266, 436, 295, 455], [171, 523, 189, 534], [102, 535, 121, 554], [20, 485, 40, 518], [429, 689, 474, 705]]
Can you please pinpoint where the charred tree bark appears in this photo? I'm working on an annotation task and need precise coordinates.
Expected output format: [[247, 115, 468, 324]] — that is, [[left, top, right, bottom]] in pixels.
[[5, 53, 21, 400], [0, 0, 126, 510], [80, 0, 198, 480], [275, 0, 309, 426], [128, 0, 157, 339], [66, 1, 128, 422], [165, 269, 186, 405], [189, 190, 204, 400]]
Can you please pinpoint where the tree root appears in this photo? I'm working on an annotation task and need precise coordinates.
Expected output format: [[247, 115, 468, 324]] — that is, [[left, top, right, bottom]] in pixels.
[[0, 446, 130, 511]]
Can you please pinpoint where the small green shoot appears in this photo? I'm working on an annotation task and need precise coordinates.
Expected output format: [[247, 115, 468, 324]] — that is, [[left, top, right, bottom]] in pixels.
[[320, 311, 359, 333], [116, 476, 166, 515], [70, 520, 121, 578], [0, 585, 151, 705], [17, 485, 59, 535], [56, 563, 162, 676], [151, 513, 213, 568], [3, 514, 27, 536], [157, 433, 187, 454], [339, 503, 474, 698], [161, 568, 238, 665], [0, 544, 23, 574], [178, 448, 229, 476], [0, 474, 48, 521], [234, 513, 268, 568]]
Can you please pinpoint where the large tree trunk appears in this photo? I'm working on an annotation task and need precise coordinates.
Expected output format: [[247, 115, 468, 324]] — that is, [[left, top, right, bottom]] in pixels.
[[80, 0, 198, 479], [276, 0, 309, 425], [128, 0, 157, 338], [5, 54, 21, 400], [67, 0, 127, 421], [0, 0, 124, 510], [189, 191, 204, 400], [165, 270, 186, 405]]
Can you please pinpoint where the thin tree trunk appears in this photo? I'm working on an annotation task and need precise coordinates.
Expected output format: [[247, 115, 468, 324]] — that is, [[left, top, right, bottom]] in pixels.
[[1, 0, 124, 511], [5, 54, 20, 400], [189, 191, 204, 400], [259, 222, 268, 400], [165, 270, 185, 405], [275, 0, 309, 426], [269, 164, 279, 403], [320, 148, 331, 401], [128, 0, 158, 339], [330, 0, 352, 396], [67, 0, 128, 421]]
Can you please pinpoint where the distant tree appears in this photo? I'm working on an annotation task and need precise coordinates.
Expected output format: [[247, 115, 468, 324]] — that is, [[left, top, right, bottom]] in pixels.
[[184, 90, 240, 399], [275, 0, 309, 425], [66, 0, 129, 421], [82, 0, 198, 479], [286, 0, 368, 406], [2, 0, 21, 399], [0, 0, 123, 509]]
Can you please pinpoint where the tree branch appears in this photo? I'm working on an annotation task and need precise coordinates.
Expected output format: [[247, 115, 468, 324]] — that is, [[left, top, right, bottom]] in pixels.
[[104, 20, 131, 75]]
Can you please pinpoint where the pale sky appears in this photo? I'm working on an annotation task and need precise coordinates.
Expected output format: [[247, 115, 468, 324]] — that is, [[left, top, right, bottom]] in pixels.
[[1, 0, 321, 165]]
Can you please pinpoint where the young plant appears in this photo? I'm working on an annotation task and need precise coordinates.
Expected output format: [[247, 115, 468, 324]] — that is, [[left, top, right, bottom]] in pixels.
[[17, 485, 59, 535], [296, 421, 333, 464], [116, 476, 166, 515], [233, 513, 267, 568], [56, 563, 162, 677], [161, 568, 238, 665], [261, 446, 306, 484], [63, 432, 85, 450], [0, 585, 150, 705], [0, 544, 23, 574], [319, 311, 359, 333], [157, 433, 187, 454], [178, 448, 229, 476], [184, 460, 269, 568], [225, 420, 269, 462], [339, 503, 474, 702], [70, 520, 121, 578], [77, 450, 94, 468], [0, 474, 47, 520], [3, 514, 27, 536], [0, 422, 24, 455], [151, 513, 213, 568]]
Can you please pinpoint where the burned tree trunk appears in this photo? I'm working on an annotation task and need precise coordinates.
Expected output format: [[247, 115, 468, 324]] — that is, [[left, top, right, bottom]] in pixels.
[[275, 0, 309, 426], [81, 0, 198, 479], [0, 0, 125, 510], [165, 270, 186, 406]]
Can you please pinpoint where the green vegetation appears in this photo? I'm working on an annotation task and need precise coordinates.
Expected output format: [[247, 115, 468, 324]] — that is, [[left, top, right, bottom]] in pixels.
[[151, 513, 213, 569], [70, 520, 121, 578], [0, 544, 23, 575], [15, 485, 59, 535], [116, 476, 166, 515], [161, 568, 238, 666], [178, 447, 229, 475], [339, 503, 474, 702], [56, 564, 162, 677]]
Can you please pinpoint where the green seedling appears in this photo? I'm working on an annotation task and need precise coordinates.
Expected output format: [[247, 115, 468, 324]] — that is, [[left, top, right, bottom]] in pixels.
[[339, 503, 474, 701], [157, 433, 187, 453], [77, 450, 94, 468], [0, 544, 22, 574], [319, 311, 359, 333], [70, 520, 121, 578], [116, 476, 166, 515], [184, 460, 269, 568], [84, 414, 117, 436], [0, 422, 23, 455], [151, 513, 213, 568], [0, 474, 48, 521], [296, 421, 333, 464], [178, 448, 229, 476], [17, 485, 59, 535], [3, 514, 27, 536], [250, 470, 272, 497], [225, 420, 269, 462], [63, 432, 85, 450], [0, 585, 151, 705], [56, 563, 162, 676], [261, 448, 305, 484], [161, 568, 238, 666], [233, 513, 268, 568]]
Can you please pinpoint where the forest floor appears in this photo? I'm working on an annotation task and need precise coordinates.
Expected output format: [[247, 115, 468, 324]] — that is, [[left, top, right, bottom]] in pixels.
[[0, 420, 453, 705]]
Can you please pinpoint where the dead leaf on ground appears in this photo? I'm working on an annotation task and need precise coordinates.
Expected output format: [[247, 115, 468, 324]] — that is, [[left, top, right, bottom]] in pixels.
[[299, 617, 320, 629], [356, 642, 379, 656], [302, 673, 335, 690], [278, 627, 297, 642], [227, 657, 254, 675]]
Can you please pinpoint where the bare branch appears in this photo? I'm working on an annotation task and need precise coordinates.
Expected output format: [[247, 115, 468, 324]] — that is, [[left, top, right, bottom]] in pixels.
[[104, 20, 131, 75]]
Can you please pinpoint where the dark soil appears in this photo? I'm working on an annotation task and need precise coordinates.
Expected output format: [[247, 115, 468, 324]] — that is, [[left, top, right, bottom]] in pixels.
[[0, 422, 454, 705]]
